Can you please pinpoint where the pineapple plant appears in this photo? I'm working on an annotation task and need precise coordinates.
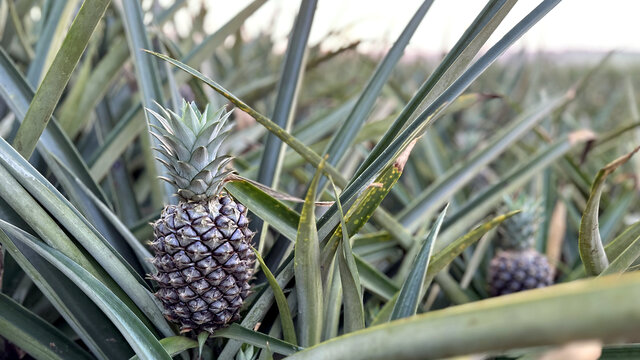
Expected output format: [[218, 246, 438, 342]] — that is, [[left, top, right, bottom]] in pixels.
[[4, 1, 640, 360], [488, 196, 553, 296], [148, 101, 256, 334]]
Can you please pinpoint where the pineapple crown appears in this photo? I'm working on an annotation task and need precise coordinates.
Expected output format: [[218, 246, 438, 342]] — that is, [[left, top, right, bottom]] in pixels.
[[147, 100, 234, 202], [498, 194, 541, 251]]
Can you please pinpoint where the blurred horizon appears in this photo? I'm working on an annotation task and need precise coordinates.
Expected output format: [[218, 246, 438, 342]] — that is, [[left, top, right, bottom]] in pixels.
[[155, 0, 640, 60]]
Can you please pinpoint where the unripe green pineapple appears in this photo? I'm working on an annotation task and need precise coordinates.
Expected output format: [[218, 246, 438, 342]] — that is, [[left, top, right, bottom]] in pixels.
[[488, 196, 552, 296], [147, 101, 255, 334]]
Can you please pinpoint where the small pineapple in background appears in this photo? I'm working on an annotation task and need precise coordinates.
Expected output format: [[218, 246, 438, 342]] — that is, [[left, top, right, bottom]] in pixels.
[[488, 195, 553, 296], [147, 101, 256, 334]]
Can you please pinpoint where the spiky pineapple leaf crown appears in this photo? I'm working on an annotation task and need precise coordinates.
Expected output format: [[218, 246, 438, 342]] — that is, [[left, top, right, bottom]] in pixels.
[[498, 195, 541, 251], [147, 101, 234, 202]]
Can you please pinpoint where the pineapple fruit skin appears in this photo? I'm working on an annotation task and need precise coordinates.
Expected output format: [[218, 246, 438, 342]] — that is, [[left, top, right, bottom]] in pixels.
[[488, 196, 553, 297], [488, 249, 552, 296], [151, 195, 255, 333]]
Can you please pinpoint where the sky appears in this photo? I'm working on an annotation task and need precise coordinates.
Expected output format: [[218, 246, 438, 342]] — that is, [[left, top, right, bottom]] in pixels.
[[166, 0, 640, 55]]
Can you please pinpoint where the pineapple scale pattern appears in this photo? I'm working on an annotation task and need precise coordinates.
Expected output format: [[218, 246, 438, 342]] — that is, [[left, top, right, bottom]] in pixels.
[[150, 195, 256, 333]]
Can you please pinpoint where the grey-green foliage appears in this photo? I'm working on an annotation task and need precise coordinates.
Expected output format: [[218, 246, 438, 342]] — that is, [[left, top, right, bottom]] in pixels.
[[4, 0, 640, 359]]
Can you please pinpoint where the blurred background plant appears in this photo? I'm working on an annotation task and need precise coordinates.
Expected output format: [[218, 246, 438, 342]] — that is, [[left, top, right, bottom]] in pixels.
[[1, 0, 640, 359]]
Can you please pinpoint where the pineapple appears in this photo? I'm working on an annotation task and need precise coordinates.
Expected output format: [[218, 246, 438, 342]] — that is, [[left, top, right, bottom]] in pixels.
[[488, 196, 553, 296], [147, 101, 256, 334]]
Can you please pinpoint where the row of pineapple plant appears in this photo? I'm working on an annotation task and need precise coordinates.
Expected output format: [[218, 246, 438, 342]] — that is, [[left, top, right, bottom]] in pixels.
[[1, 0, 640, 359]]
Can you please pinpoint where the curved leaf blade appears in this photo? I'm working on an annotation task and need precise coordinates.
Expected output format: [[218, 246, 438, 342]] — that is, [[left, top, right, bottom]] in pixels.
[[129, 336, 198, 360], [0, 137, 172, 336], [0, 292, 94, 360], [354, 0, 517, 179], [224, 178, 300, 242], [257, 0, 316, 190], [390, 204, 448, 320], [0, 45, 108, 204], [213, 324, 302, 356], [0, 222, 172, 360], [13, 0, 110, 158], [399, 92, 571, 231], [579, 147, 640, 275], [287, 272, 640, 360], [331, 181, 364, 333], [321, 0, 562, 245], [440, 130, 595, 247], [294, 160, 325, 347], [0, 210, 134, 359], [319, 0, 433, 186], [118, 0, 170, 205], [252, 247, 297, 345]]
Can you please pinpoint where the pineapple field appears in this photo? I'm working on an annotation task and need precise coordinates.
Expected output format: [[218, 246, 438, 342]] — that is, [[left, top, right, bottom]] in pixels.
[[2, 0, 640, 359]]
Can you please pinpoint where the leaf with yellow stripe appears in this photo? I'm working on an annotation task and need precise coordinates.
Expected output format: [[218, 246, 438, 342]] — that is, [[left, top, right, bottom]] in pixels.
[[321, 141, 416, 277]]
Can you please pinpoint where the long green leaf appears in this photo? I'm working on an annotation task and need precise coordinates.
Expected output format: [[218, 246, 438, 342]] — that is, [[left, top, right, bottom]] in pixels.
[[0, 38, 107, 204], [600, 232, 640, 276], [398, 91, 571, 231], [145, 50, 346, 186], [88, 105, 144, 181], [294, 161, 324, 347], [48, 152, 147, 274], [321, 143, 412, 272], [287, 272, 640, 360], [354, 0, 518, 180], [319, 0, 433, 185], [253, 247, 297, 345], [331, 181, 365, 333], [181, 0, 267, 72], [0, 292, 94, 360], [319, 0, 561, 246], [224, 178, 300, 242], [213, 324, 302, 356], [60, 37, 129, 137], [12, 0, 110, 158], [0, 223, 171, 360], [256, 0, 316, 191], [26, 0, 78, 85], [371, 211, 516, 325], [0, 136, 172, 336], [0, 223, 133, 360], [440, 130, 595, 246], [53, 157, 154, 274], [579, 147, 639, 275], [255, 0, 317, 253], [354, 255, 398, 300], [118, 0, 169, 205], [129, 336, 198, 360], [390, 204, 448, 320]]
